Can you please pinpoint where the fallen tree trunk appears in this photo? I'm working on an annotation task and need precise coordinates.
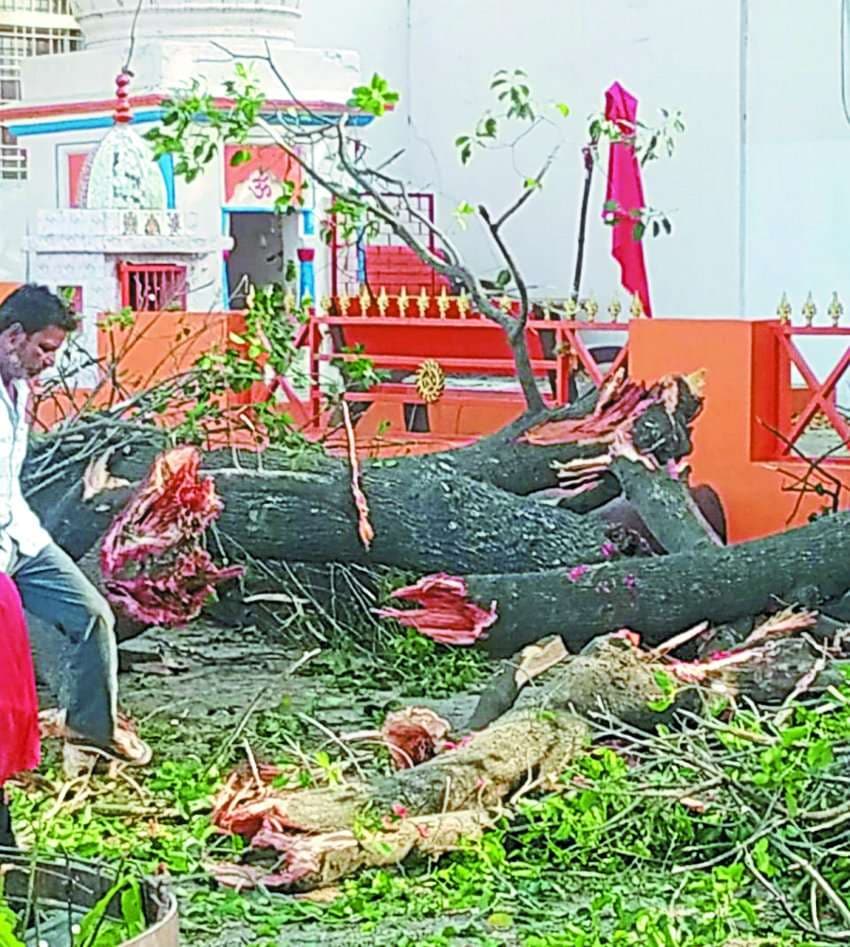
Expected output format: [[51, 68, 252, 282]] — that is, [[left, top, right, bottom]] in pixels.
[[23, 375, 705, 578], [206, 635, 678, 891], [381, 509, 850, 657], [206, 628, 825, 892]]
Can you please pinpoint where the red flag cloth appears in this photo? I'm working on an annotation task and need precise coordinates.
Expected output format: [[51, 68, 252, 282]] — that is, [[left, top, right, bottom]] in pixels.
[[604, 81, 652, 317], [0, 573, 39, 785]]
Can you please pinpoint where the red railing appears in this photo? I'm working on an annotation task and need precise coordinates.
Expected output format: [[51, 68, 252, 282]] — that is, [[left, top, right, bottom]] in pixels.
[[771, 322, 850, 460], [117, 262, 188, 312], [305, 294, 630, 424]]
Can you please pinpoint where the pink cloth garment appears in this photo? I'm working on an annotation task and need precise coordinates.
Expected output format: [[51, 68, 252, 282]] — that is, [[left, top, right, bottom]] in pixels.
[[0, 573, 40, 785], [604, 81, 653, 317]]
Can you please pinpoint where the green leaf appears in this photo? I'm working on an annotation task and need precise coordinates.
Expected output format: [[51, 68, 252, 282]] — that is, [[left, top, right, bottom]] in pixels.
[[806, 739, 834, 770], [753, 837, 774, 876], [555, 102, 571, 117], [120, 881, 146, 938], [653, 670, 675, 695], [632, 221, 646, 241], [780, 725, 808, 747]]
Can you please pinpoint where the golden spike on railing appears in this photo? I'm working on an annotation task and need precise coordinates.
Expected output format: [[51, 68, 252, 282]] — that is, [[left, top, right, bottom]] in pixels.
[[828, 291, 844, 327], [542, 299, 553, 320], [436, 285, 450, 318], [283, 289, 296, 315], [358, 285, 372, 316], [608, 296, 622, 323], [376, 287, 389, 317], [398, 287, 410, 317], [499, 296, 513, 313], [563, 298, 578, 321], [776, 291, 792, 325], [583, 296, 599, 323], [338, 291, 351, 316], [319, 295, 332, 315], [630, 294, 645, 320], [457, 289, 470, 318], [802, 291, 817, 327], [417, 287, 430, 317]]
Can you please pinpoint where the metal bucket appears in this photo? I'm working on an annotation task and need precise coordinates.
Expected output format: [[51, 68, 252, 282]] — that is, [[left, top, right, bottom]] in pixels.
[[0, 848, 179, 946]]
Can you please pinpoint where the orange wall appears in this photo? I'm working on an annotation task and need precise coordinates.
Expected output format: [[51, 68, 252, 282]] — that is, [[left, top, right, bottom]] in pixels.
[[33, 310, 264, 436], [628, 319, 850, 541]]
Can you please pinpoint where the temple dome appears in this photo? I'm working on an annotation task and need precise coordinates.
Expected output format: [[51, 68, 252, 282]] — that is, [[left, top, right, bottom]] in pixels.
[[70, 0, 302, 50], [77, 72, 167, 211]]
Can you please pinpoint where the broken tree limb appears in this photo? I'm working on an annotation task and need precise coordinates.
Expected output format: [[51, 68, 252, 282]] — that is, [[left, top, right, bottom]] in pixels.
[[609, 459, 724, 552], [21, 373, 708, 586], [381, 510, 850, 657], [28, 447, 623, 577], [211, 463, 619, 574], [420, 372, 703, 500], [100, 447, 242, 625], [210, 631, 820, 893]]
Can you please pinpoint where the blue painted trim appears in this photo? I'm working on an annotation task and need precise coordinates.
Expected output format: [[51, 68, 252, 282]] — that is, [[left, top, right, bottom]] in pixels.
[[301, 208, 316, 236], [158, 153, 175, 210], [9, 109, 375, 138], [220, 208, 230, 308], [8, 109, 165, 137], [299, 259, 315, 304], [356, 229, 366, 285]]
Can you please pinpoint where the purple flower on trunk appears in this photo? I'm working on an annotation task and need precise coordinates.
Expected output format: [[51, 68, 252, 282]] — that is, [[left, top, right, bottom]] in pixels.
[[567, 564, 590, 583]]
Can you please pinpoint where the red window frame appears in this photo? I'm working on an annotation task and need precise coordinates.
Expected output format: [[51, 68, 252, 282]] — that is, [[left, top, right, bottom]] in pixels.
[[117, 263, 188, 312]]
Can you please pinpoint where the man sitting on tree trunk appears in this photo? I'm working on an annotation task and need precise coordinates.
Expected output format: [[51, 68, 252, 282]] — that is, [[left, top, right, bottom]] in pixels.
[[0, 285, 151, 774]]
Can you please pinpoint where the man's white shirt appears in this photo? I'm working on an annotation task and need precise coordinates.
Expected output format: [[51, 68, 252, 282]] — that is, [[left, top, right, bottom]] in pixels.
[[0, 379, 51, 571]]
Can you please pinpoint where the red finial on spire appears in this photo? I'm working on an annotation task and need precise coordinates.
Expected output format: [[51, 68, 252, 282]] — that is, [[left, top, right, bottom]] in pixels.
[[113, 70, 132, 125]]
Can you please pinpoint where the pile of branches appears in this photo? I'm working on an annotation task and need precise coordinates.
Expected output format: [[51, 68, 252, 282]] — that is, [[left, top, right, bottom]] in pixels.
[[202, 611, 850, 939]]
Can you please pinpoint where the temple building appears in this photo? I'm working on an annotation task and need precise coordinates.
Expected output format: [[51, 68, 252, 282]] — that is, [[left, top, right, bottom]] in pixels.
[[0, 0, 367, 349]]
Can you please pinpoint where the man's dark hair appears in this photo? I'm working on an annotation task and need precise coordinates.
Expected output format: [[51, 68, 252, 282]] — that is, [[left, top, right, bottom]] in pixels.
[[0, 284, 77, 336]]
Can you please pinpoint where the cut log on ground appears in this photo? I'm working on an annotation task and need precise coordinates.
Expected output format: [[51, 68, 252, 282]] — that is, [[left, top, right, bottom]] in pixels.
[[381, 508, 850, 657], [206, 627, 832, 892]]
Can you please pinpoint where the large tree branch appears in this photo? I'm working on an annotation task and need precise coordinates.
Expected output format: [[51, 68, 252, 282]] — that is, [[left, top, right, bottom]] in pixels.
[[251, 114, 549, 413]]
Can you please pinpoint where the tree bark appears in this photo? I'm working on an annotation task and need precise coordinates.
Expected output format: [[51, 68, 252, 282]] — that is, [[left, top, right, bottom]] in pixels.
[[25, 444, 624, 576], [382, 510, 850, 657]]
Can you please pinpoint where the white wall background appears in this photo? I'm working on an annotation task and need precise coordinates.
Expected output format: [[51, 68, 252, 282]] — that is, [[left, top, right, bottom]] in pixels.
[[301, 0, 746, 316], [1, 0, 846, 355], [301, 0, 849, 399]]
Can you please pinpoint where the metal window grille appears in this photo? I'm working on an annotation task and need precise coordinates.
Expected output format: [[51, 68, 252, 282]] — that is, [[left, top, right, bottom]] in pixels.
[[118, 263, 189, 312], [0, 0, 75, 16], [0, 17, 81, 179]]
